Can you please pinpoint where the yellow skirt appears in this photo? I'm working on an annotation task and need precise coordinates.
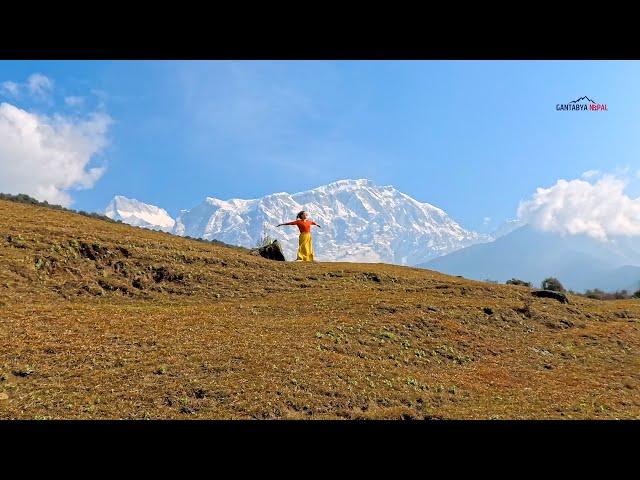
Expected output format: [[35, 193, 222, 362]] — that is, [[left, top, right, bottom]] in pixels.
[[296, 232, 314, 262]]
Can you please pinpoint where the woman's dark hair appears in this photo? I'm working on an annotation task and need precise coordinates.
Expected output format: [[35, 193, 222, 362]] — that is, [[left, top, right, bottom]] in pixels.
[[296, 210, 306, 219]]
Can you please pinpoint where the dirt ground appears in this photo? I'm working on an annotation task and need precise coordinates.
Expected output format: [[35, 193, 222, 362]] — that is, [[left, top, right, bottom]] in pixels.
[[1, 199, 639, 419]]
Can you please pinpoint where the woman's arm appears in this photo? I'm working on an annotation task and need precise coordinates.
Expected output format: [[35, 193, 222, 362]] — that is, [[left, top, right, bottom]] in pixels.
[[311, 221, 321, 228], [277, 220, 298, 227]]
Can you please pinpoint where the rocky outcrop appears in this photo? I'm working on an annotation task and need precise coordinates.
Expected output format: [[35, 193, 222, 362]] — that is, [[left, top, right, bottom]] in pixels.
[[531, 289, 569, 304], [251, 240, 286, 261]]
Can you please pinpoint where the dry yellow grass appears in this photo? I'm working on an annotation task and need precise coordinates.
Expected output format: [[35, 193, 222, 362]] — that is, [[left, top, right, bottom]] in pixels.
[[1, 198, 639, 419]]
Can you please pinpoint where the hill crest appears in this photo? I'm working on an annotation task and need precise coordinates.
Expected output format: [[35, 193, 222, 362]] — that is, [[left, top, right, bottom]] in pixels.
[[1, 198, 639, 420]]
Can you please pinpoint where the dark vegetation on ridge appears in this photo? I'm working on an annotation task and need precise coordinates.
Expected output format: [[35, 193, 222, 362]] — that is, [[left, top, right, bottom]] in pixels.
[[504, 276, 640, 302], [0, 192, 244, 252], [0, 192, 120, 223]]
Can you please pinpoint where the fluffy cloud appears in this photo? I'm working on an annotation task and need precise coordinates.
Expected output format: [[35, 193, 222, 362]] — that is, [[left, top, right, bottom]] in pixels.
[[27, 73, 54, 98], [0, 102, 111, 207], [517, 175, 640, 241], [0, 73, 54, 101], [1, 81, 20, 97]]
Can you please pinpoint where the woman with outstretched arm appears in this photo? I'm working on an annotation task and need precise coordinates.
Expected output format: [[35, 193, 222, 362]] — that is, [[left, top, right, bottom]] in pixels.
[[277, 210, 322, 262]]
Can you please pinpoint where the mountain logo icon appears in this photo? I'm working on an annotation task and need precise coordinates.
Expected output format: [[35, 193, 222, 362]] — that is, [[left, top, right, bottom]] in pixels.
[[556, 96, 607, 112], [569, 96, 596, 104]]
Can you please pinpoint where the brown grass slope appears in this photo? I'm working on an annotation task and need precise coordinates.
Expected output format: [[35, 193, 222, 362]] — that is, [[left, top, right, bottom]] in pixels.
[[0, 198, 639, 419]]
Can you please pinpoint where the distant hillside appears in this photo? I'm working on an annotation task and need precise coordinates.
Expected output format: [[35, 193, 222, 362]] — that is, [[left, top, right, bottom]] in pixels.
[[421, 225, 640, 292], [1, 198, 639, 420]]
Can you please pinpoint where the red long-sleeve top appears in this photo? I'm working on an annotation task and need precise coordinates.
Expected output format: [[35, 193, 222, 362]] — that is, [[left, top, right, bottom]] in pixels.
[[283, 219, 317, 233]]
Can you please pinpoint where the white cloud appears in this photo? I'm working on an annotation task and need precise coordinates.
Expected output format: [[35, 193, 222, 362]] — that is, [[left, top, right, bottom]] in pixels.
[[483, 216, 491, 225], [581, 169, 600, 179], [1, 81, 20, 97], [27, 73, 54, 98], [65, 96, 85, 107], [0, 73, 54, 102], [517, 175, 640, 241], [0, 102, 111, 207]]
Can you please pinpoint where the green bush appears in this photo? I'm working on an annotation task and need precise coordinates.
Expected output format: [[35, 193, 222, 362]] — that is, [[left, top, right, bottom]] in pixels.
[[541, 277, 565, 292], [255, 225, 276, 248], [506, 278, 532, 287]]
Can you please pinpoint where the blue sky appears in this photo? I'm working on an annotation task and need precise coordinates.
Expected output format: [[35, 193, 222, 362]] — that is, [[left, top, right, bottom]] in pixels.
[[1, 60, 639, 232]]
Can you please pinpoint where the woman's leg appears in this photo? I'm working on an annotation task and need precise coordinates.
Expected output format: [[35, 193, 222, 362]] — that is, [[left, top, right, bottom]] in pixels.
[[296, 233, 306, 261], [297, 233, 312, 261]]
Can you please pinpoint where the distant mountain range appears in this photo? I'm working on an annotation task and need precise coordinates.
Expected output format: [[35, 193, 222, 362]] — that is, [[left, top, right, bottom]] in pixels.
[[105, 196, 175, 232], [105, 179, 491, 264], [421, 225, 640, 292], [104, 181, 640, 292]]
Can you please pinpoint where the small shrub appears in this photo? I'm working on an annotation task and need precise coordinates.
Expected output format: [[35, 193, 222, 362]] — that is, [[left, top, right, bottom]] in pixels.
[[584, 289, 606, 299], [541, 277, 565, 292], [584, 289, 632, 300], [256, 224, 276, 248], [256, 234, 275, 248], [612, 290, 629, 300], [506, 278, 532, 287]]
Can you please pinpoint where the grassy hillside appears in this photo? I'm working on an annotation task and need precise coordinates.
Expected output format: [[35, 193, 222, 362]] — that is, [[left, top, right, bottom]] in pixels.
[[1, 198, 639, 419]]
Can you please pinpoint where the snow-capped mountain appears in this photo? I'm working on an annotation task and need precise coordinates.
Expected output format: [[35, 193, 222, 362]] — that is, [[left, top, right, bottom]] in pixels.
[[173, 179, 491, 264], [105, 195, 175, 232]]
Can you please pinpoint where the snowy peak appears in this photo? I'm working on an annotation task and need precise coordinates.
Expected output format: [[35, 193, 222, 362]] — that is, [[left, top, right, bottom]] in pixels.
[[312, 178, 375, 193], [105, 195, 175, 232], [104, 180, 492, 265], [173, 179, 491, 265]]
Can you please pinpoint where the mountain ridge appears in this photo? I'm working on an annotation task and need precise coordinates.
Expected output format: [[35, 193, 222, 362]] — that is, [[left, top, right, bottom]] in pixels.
[[422, 225, 640, 292], [106, 179, 491, 265], [105, 195, 175, 232]]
